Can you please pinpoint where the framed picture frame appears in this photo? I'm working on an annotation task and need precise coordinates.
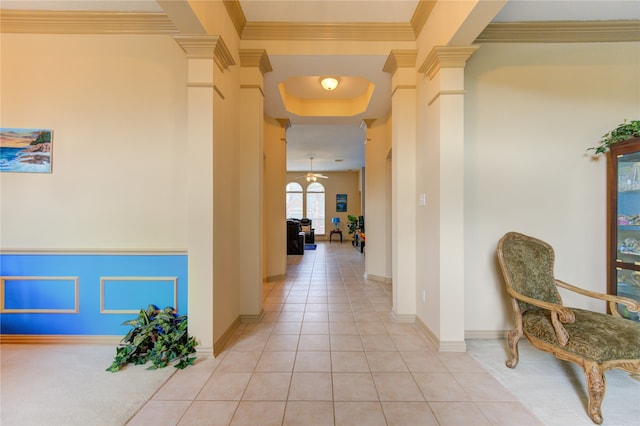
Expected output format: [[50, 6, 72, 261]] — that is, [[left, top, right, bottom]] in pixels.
[[336, 194, 347, 212], [1, 128, 53, 173]]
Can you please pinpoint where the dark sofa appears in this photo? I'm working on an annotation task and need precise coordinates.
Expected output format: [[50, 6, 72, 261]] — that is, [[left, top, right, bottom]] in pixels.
[[287, 219, 305, 255]]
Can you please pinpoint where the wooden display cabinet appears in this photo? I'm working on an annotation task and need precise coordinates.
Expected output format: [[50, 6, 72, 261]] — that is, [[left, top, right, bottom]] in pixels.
[[607, 137, 640, 321]]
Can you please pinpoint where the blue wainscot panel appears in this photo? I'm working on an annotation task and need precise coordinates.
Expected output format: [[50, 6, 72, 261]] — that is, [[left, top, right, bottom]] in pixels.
[[0, 253, 187, 335]]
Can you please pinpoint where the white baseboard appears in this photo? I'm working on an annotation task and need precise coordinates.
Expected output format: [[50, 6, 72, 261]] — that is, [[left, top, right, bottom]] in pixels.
[[465, 330, 509, 340], [213, 316, 240, 356], [240, 309, 265, 323], [390, 311, 415, 323], [265, 274, 286, 282], [365, 273, 392, 284], [414, 317, 467, 352]]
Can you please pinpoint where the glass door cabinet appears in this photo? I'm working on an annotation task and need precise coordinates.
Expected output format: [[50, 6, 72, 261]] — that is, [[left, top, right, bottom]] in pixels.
[[608, 137, 640, 321]]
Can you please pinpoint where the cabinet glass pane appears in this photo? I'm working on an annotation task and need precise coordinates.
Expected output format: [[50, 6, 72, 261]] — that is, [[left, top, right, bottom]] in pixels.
[[616, 150, 640, 263], [616, 268, 640, 322]]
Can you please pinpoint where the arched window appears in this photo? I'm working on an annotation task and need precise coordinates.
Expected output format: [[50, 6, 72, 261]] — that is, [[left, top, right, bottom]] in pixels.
[[306, 182, 325, 234], [286, 182, 303, 219]]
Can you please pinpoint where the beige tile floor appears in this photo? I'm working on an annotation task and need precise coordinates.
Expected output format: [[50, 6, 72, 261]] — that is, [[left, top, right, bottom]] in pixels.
[[128, 241, 542, 426]]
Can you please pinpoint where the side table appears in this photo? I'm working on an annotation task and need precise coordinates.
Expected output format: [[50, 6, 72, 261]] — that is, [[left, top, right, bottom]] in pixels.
[[330, 229, 343, 243]]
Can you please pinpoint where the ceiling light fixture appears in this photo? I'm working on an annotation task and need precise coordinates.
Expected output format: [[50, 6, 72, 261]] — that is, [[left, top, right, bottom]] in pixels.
[[320, 77, 339, 91]]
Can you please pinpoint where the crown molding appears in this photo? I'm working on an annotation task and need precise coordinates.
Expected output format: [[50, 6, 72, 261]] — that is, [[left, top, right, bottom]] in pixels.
[[383, 50, 418, 74], [172, 35, 236, 71], [477, 20, 640, 43], [239, 49, 273, 75], [241, 22, 415, 41], [0, 10, 177, 34], [410, 0, 436, 38], [223, 0, 246, 38], [419, 45, 480, 79]]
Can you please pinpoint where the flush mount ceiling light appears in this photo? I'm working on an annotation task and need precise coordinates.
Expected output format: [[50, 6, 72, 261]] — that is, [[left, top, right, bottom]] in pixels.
[[320, 77, 339, 91]]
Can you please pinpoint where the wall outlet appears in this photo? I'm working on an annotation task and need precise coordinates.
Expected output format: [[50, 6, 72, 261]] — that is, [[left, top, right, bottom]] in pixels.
[[421, 289, 426, 303]]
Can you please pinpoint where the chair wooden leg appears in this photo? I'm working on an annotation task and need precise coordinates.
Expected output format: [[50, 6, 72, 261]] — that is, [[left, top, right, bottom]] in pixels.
[[505, 327, 522, 369], [583, 361, 606, 425]]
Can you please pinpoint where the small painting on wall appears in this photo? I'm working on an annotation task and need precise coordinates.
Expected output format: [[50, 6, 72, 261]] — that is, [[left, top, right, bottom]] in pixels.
[[1, 128, 53, 173], [336, 194, 347, 212]]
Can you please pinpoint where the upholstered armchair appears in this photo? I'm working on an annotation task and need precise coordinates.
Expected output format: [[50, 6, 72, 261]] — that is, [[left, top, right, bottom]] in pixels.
[[497, 232, 640, 424], [299, 218, 315, 244], [286, 220, 304, 255]]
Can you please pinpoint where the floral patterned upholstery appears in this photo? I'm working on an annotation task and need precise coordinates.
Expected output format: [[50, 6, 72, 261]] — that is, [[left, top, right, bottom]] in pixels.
[[523, 308, 640, 363], [497, 232, 640, 425]]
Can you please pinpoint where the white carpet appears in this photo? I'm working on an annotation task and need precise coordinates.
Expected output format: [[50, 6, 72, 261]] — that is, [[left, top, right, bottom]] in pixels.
[[467, 339, 640, 426], [0, 344, 176, 426]]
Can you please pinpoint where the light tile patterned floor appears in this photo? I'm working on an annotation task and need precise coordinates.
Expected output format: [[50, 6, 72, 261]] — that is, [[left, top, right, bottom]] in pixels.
[[128, 242, 541, 425]]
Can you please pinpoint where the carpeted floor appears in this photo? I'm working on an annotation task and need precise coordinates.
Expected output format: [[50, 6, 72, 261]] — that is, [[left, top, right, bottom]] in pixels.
[[467, 339, 640, 426], [0, 343, 176, 426]]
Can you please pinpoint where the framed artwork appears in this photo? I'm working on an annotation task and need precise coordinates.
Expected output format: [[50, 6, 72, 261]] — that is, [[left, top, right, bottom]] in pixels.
[[336, 194, 347, 212], [1, 128, 53, 173]]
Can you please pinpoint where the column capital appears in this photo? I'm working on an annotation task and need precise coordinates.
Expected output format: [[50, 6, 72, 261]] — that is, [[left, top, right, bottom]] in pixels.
[[275, 118, 291, 129], [173, 35, 236, 71], [418, 45, 480, 80], [239, 49, 273, 76], [361, 119, 377, 129], [383, 50, 417, 74]]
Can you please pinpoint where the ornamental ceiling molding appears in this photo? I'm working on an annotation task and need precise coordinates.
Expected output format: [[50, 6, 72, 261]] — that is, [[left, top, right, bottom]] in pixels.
[[0, 10, 177, 34], [410, 0, 436, 38], [223, 0, 246, 38], [477, 20, 640, 43], [419, 46, 480, 79], [239, 49, 273, 75], [240, 22, 415, 42], [1, 8, 636, 45], [172, 35, 236, 71], [383, 50, 418, 74]]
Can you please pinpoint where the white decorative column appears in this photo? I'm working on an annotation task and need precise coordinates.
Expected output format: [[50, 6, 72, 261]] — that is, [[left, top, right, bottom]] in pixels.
[[386, 50, 418, 322], [265, 118, 289, 281], [419, 45, 479, 351], [238, 49, 272, 320], [173, 35, 235, 356]]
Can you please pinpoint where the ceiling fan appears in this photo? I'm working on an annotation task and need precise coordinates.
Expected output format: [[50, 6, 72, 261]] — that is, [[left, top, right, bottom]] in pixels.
[[295, 157, 328, 182]]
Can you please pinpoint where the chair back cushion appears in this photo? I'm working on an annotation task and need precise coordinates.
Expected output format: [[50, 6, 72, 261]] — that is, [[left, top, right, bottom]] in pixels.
[[498, 232, 562, 312]]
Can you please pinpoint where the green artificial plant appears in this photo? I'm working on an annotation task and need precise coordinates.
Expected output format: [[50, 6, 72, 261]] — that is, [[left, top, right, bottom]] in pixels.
[[347, 215, 359, 234], [588, 119, 640, 154], [106, 304, 198, 372]]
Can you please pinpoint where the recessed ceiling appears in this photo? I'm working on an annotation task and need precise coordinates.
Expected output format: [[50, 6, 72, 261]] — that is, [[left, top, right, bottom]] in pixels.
[[279, 76, 374, 117]]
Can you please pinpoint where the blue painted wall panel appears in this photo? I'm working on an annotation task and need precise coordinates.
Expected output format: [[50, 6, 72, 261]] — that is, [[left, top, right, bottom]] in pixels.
[[0, 254, 188, 335], [4, 278, 77, 310]]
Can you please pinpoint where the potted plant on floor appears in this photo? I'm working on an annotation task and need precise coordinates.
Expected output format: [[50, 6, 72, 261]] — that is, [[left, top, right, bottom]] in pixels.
[[106, 304, 198, 372]]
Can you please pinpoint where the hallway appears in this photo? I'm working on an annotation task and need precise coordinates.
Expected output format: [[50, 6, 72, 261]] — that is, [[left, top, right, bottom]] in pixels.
[[128, 241, 540, 425]]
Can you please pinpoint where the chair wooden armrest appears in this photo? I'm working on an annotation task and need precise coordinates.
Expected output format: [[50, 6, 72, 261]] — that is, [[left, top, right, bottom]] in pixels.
[[555, 279, 640, 317], [506, 286, 575, 322], [506, 286, 574, 345]]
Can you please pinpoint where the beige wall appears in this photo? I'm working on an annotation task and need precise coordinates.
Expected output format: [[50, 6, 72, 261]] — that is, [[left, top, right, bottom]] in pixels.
[[286, 171, 361, 239], [0, 34, 188, 249], [462, 41, 640, 335], [3, 11, 638, 351], [264, 119, 287, 279], [364, 114, 392, 282], [0, 28, 254, 353]]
